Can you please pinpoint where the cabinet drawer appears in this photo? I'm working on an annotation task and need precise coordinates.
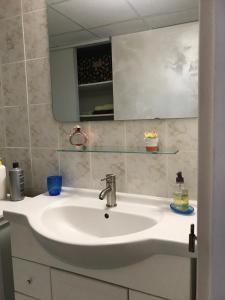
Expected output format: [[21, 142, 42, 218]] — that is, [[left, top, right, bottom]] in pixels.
[[129, 290, 168, 300], [13, 258, 51, 300], [15, 292, 37, 300], [51, 268, 128, 300]]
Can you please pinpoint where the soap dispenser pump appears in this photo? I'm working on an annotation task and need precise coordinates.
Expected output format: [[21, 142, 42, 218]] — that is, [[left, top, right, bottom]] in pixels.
[[173, 171, 189, 211]]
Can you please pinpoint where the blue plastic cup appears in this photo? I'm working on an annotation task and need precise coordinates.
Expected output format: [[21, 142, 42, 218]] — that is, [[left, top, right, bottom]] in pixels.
[[47, 176, 62, 196]]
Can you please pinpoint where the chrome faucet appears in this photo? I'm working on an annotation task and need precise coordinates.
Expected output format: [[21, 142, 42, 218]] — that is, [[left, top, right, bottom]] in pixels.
[[99, 174, 117, 207]]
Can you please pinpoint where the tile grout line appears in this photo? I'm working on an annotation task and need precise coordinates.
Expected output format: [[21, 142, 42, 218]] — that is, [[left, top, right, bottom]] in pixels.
[[4, 146, 29, 150], [57, 122, 60, 176], [29, 102, 52, 106], [48, 5, 100, 39], [0, 61, 7, 149], [2, 103, 54, 109], [1, 56, 48, 67], [165, 120, 169, 198], [26, 56, 49, 62], [125, 0, 150, 29], [20, 0, 34, 192], [0, 13, 22, 22], [88, 122, 94, 188], [23, 7, 46, 16], [1, 59, 25, 66], [124, 121, 128, 193]]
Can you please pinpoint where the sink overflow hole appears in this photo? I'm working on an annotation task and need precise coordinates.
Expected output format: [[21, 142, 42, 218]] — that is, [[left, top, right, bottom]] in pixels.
[[104, 213, 109, 219]]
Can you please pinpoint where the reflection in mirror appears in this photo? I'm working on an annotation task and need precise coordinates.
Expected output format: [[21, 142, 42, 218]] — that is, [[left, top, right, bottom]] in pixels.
[[47, 0, 199, 122]]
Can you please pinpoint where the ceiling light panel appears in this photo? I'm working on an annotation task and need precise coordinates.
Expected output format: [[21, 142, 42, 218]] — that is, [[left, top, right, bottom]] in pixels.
[[48, 7, 82, 35], [127, 0, 199, 17], [50, 30, 97, 47], [91, 19, 147, 38], [51, 0, 138, 29], [144, 9, 199, 29]]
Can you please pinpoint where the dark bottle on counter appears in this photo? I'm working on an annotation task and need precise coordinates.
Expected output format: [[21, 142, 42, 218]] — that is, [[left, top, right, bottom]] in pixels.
[[9, 162, 25, 201]]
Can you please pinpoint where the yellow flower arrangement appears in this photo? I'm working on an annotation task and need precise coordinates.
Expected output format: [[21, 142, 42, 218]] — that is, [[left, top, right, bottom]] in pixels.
[[144, 130, 158, 139]]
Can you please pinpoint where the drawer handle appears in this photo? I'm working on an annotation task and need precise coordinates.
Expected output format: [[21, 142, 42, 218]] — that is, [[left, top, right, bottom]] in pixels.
[[26, 278, 33, 285]]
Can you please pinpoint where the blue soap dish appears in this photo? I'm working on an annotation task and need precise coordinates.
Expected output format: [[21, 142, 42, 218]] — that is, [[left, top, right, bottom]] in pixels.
[[170, 203, 194, 215]]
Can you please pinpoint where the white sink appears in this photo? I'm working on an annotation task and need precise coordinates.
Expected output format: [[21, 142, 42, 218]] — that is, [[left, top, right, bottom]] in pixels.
[[41, 206, 157, 238], [29, 195, 162, 268], [3, 188, 197, 269]]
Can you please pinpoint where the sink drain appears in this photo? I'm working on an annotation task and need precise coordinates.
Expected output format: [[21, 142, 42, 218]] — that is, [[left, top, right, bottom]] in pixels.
[[104, 213, 109, 219]]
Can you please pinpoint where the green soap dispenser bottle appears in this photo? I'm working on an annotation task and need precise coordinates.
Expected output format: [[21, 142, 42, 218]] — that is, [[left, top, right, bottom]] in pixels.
[[173, 172, 189, 211]]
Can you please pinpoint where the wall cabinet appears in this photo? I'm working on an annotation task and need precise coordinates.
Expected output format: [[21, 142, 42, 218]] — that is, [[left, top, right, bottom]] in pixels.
[[51, 42, 114, 122], [50, 48, 80, 122], [50, 23, 198, 122], [112, 22, 198, 121]]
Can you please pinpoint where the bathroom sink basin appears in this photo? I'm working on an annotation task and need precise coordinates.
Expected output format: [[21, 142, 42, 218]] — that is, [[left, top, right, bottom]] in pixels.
[[41, 206, 157, 239], [4, 188, 197, 269], [24, 189, 166, 268], [29, 196, 162, 268]]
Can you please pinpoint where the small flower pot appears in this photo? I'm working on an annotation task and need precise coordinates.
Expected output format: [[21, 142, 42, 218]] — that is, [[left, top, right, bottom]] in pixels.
[[145, 137, 159, 152]]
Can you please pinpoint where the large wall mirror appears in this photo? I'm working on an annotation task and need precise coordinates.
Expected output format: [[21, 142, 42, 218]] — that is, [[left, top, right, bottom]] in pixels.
[[47, 0, 199, 122]]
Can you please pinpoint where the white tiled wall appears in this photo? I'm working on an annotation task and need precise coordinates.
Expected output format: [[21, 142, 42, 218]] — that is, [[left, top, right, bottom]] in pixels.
[[0, 0, 198, 199], [58, 119, 198, 199]]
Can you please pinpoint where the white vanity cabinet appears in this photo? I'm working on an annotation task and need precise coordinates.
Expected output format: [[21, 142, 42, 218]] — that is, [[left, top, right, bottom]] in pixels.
[[51, 270, 169, 300], [129, 290, 169, 300], [7, 215, 192, 300], [51, 268, 128, 300], [13, 261, 172, 300], [12, 258, 51, 300], [5, 194, 195, 300], [15, 293, 36, 300]]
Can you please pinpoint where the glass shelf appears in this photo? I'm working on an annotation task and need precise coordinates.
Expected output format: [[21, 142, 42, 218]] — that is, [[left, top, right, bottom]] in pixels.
[[78, 80, 112, 89], [57, 146, 178, 155], [80, 113, 114, 118]]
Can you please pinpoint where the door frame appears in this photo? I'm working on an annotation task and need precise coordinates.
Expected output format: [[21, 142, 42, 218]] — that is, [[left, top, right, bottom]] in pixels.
[[198, 0, 225, 298]]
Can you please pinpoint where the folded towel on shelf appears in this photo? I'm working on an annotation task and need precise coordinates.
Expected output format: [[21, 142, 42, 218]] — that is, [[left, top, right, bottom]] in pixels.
[[93, 109, 114, 115], [93, 103, 114, 115], [94, 104, 113, 112]]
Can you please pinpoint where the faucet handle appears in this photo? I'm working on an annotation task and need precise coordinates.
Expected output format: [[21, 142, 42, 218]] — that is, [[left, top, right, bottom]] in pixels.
[[101, 174, 115, 182]]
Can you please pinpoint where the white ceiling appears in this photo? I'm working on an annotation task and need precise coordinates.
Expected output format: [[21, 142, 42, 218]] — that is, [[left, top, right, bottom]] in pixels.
[[47, 0, 199, 48]]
